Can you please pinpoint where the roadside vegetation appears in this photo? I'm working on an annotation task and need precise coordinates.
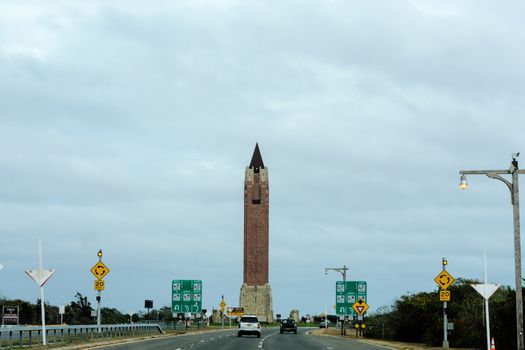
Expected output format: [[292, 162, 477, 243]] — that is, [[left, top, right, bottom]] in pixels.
[[365, 278, 520, 349], [0, 292, 173, 325]]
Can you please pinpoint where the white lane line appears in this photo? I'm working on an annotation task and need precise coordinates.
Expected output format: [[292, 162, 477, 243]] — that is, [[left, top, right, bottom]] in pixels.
[[259, 331, 278, 349]]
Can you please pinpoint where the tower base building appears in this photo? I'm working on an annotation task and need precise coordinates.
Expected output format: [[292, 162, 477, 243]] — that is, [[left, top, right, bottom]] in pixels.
[[239, 284, 274, 323]]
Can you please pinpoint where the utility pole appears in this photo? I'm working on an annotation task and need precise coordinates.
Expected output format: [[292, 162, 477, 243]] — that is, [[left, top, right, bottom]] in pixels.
[[460, 154, 524, 350]]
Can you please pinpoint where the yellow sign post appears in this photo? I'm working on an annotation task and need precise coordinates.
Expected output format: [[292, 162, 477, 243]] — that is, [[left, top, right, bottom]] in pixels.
[[436, 257, 453, 348], [91, 249, 108, 334]]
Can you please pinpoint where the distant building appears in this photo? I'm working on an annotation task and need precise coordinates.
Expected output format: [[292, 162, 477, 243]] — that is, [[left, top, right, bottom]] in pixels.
[[239, 143, 274, 322], [289, 309, 300, 322]]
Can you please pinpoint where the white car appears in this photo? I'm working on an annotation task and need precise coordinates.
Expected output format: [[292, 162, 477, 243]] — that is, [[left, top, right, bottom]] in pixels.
[[237, 315, 261, 338]]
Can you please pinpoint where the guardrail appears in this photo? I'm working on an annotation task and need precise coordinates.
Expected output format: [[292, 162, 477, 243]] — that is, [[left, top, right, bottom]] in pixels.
[[0, 323, 163, 349]]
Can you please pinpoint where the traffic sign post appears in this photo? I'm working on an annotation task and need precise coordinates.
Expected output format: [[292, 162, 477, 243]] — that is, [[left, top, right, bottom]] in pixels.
[[25, 238, 55, 346], [171, 280, 203, 314], [219, 295, 226, 329], [435, 257, 454, 348], [91, 250, 109, 333], [335, 281, 367, 316]]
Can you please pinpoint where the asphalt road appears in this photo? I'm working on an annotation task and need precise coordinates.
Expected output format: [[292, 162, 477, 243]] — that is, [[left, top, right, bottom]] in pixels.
[[96, 328, 388, 350]]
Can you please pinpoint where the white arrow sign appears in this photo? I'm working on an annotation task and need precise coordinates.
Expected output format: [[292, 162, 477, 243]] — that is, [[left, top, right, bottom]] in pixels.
[[471, 284, 500, 300], [25, 269, 56, 287], [0, 263, 3, 271]]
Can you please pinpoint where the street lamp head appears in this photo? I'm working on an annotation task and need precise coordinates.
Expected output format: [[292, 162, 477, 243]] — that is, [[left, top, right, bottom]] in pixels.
[[459, 174, 468, 190]]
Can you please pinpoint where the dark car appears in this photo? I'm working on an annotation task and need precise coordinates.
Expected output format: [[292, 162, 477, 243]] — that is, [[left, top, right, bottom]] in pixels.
[[280, 318, 297, 334]]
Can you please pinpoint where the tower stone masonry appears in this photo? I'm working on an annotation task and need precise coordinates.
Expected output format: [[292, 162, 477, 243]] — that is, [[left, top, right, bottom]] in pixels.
[[239, 143, 274, 322]]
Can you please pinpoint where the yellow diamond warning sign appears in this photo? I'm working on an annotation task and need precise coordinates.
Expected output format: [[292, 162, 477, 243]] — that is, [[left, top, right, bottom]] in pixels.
[[90, 261, 110, 280], [352, 299, 369, 316], [434, 270, 454, 290]]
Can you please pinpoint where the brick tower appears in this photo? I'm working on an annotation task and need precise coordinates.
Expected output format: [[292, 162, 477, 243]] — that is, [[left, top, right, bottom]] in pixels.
[[239, 143, 274, 322]]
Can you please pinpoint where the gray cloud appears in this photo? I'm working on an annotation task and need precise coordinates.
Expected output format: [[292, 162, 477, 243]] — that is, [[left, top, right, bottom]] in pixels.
[[1, 0, 524, 317]]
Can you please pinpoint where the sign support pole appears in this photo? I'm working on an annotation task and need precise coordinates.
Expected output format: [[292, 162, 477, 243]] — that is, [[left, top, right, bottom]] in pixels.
[[484, 253, 491, 350], [97, 251, 102, 334], [442, 258, 449, 349], [38, 238, 47, 346]]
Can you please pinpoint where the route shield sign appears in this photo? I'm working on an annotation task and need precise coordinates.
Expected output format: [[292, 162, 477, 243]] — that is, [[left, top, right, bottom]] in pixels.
[[90, 262, 110, 280], [434, 270, 454, 290], [335, 281, 367, 316], [172, 280, 202, 313]]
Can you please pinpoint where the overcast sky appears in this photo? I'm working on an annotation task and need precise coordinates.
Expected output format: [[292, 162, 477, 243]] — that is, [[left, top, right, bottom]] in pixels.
[[1, 0, 525, 319]]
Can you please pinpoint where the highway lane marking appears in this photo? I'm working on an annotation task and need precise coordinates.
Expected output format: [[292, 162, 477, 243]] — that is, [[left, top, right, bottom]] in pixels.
[[260, 331, 278, 349]]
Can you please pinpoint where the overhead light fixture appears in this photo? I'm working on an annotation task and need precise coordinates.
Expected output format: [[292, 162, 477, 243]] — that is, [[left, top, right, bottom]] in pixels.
[[459, 174, 468, 190]]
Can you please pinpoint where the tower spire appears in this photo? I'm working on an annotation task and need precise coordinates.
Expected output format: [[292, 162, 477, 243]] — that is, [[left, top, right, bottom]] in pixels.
[[249, 143, 265, 172]]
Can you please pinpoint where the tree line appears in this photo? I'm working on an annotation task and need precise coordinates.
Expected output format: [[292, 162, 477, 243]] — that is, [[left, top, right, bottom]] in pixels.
[[365, 278, 520, 349], [0, 292, 174, 325]]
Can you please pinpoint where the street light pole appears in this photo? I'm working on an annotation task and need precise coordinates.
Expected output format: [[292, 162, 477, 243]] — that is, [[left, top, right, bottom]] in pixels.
[[459, 154, 525, 350], [325, 265, 349, 335], [325, 265, 348, 282]]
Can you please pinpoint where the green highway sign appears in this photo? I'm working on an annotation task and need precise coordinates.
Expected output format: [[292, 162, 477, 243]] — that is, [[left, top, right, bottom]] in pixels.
[[335, 281, 367, 316], [172, 280, 202, 313]]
